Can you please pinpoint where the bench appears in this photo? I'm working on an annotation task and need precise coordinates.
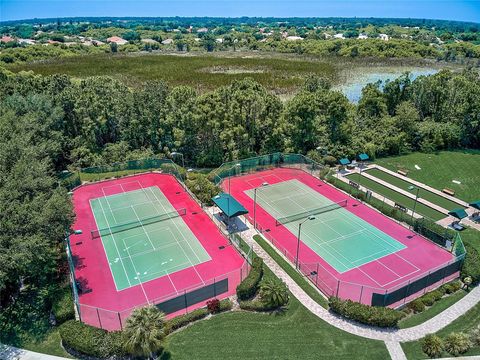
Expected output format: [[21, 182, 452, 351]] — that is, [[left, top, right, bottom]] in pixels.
[[397, 169, 408, 176], [443, 188, 455, 196]]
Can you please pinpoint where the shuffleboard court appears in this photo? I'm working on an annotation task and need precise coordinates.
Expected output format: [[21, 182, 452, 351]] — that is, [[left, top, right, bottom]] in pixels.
[[246, 179, 406, 273], [90, 185, 211, 291]]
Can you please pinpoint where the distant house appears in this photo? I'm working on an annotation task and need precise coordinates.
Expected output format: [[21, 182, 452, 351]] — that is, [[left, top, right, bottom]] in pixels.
[[286, 36, 303, 41], [333, 33, 345, 39], [379, 34, 390, 41], [47, 40, 62, 45], [215, 38, 223, 43], [323, 33, 332, 39], [106, 36, 128, 45], [1, 35, 15, 43], [358, 34, 368, 40], [197, 27, 208, 33], [18, 38, 36, 45], [92, 39, 105, 46], [161, 38, 174, 45], [141, 38, 159, 44]]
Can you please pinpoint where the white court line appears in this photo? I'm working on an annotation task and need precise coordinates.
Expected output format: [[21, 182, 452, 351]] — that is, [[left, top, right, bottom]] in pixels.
[[146, 186, 207, 286], [245, 173, 284, 189], [120, 228, 174, 260], [94, 197, 134, 289], [101, 188, 119, 224]]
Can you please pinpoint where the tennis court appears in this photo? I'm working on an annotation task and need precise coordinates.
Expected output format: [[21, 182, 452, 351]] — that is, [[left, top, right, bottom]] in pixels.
[[246, 179, 406, 273], [90, 183, 211, 291]]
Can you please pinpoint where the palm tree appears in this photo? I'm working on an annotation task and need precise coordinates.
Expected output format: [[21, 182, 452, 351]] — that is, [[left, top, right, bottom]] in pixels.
[[123, 306, 166, 359], [259, 279, 289, 308]]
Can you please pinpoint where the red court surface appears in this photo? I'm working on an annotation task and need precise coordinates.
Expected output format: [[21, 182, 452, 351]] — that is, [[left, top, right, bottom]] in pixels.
[[226, 168, 459, 307], [71, 173, 246, 330]]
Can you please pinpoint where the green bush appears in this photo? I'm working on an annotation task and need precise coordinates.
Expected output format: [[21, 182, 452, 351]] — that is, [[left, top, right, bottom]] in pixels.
[[52, 288, 75, 324], [441, 281, 462, 294], [471, 325, 480, 346], [407, 299, 426, 313], [59, 320, 125, 358], [218, 298, 233, 312], [239, 300, 275, 312], [420, 293, 436, 307], [166, 308, 209, 334], [461, 243, 480, 285], [236, 257, 263, 300], [328, 297, 405, 328], [430, 289, 444, 301], [444, 332, 472, 356], [422, 334, 444, 358]]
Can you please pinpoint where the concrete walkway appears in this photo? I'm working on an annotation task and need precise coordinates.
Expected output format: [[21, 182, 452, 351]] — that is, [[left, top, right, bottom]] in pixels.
[[244, 228, 480, 360], [0, 344, 69, 360]]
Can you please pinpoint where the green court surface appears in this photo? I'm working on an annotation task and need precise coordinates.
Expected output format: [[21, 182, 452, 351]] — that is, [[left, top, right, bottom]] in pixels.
[[246, 180, 405, 273], [365, 168, 463, 211], [345, 173, 446, 221], [90, 186, 210, 291]]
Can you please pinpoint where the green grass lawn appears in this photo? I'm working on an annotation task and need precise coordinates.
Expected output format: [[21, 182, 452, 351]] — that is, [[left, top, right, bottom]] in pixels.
[[398, 290, 467, 329], [344, 173, 446, 221], [7, 53, 336, 93], [253, 234, 329, 308], [401, 299, 480, 359], [15, 329, 72, 358], [375, 151, 480, 203], [366, 168, 463, 211], [164, 296, 388, 360]]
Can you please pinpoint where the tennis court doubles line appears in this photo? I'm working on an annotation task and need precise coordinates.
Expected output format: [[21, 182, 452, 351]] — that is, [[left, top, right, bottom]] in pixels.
[[90, 184, 210, 292], [246, 179, 413, 278]]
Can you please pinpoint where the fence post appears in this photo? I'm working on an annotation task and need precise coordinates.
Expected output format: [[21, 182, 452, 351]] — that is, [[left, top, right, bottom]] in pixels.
[[315, 263, 319, 287], [404, 280, 411, 305], [359, 286, 364, 303], [384, 289, 387, 307], [118, 312, 123, 330], [336, 280, 340, 297], [442, 262, 449, 284], [424, 272, 431, 294], [213, 277, 217, 298], [97, 308, 103, 329], [184, 290, 188, 314]]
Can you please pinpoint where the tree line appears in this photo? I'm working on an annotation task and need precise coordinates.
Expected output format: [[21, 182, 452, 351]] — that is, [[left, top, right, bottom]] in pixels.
[[0, 67, 479, 306]]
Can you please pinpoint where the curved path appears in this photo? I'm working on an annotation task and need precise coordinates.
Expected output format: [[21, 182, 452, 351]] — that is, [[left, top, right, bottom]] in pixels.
[[247, 230, 480, 360], [0, 344, 69, 360]]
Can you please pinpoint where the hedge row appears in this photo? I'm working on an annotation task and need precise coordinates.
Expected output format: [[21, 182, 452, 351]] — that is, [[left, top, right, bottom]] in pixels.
[[462, 243, 480, 284], [52, 288, 75, 325], [329, 297, 406, 327], [239, 300, 275, 312], [236, 257, 263, 300], [59, 320, 126, 358], [60, 299, 233, 357]]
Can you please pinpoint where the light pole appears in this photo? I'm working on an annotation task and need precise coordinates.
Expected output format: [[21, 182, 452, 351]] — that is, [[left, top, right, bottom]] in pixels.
[[296, 215, 316, 269], [226, 163, 241, 229], [409, 185, 420, 225], [171, 152, 186, 190]]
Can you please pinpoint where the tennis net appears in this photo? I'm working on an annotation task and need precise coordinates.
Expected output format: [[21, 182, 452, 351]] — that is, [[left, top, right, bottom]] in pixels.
[[91, 208, 187, 239], [275, 200, 347, 226]]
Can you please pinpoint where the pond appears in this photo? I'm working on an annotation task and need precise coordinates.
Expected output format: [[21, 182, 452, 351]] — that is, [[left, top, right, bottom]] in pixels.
[[334, 67, 438, 103]]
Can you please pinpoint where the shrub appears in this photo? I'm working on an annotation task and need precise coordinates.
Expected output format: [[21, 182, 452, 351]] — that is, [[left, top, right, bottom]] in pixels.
[[236, 257, 263, 300], [239, 300, 275, 312], [218, 298, 233, 312], [461, 243, 480, 285], [420, 293, 436, 307], [328, 297, 405, 327], [430, 289, 444, 301], [407, 299, 426, 313], [444, 332, 472, 356], [422, 334, 444, 358], [52, 289, 75, 324], [166, 308, 209, 334], [323, 155, 337, 167], [259, 279, 289, 308], [59, 320, 124, 358], [206, 298, 221, 313], [471, 326, 480, 346]]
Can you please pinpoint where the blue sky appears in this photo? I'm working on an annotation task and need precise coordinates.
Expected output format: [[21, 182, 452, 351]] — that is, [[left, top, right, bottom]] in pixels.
[[1, 0, 479, 23]]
